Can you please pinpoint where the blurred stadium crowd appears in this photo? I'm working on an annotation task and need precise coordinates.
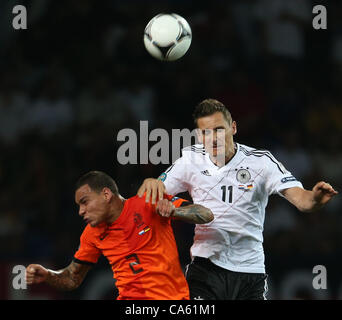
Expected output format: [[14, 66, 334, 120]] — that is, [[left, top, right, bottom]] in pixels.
[[0, 0, 341, 299]]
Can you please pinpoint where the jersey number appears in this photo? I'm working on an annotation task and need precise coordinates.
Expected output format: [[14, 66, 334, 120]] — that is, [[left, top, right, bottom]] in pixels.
[[221, 185, 233, 203], [125, 253, 144, 274]]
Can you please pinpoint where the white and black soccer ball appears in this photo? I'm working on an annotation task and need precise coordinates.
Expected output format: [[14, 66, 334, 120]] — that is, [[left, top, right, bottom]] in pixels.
[[143, 13, 192, 61]]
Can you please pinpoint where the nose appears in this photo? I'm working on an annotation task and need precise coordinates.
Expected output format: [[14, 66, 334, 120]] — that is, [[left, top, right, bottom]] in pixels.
[[79, 205, 86, 217], [215, 129, 226, 145], [206, 131, 218, 146]]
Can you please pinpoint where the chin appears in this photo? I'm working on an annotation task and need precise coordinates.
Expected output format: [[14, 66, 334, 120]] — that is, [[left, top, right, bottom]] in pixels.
[[89, 221, 98, 227], [211, 150, 224, 158]]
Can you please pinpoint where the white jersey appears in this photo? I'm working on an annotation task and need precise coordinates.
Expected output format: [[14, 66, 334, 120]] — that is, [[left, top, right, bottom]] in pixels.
[[160, 143, 303, 273]]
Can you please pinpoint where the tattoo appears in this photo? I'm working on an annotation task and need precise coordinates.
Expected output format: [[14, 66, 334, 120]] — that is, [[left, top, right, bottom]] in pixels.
[[173, 204, 214, 224], [46, 261, 91, 291]]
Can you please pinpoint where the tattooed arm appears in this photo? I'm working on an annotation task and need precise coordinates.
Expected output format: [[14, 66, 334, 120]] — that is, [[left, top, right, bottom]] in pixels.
[[156, 199, 214, 224], [173, 204, 214, 224], [26, 261, 91, 291]]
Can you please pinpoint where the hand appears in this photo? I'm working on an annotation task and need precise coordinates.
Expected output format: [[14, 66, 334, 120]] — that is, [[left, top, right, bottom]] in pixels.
[[156, 199, 175, 218], [137, 178, 166, 204], [26, 264, 49, 285], [312, 181, 338, 206]]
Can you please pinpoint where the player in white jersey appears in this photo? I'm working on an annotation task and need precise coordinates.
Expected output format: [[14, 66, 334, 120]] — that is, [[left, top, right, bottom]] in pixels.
[[137, 99, 338, 300]]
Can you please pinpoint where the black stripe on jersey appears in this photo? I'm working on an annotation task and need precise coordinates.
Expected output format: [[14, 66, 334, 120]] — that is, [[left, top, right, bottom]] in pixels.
[[180, 200, 193, 207], [73, 258, 96, 266], [240, 146, 286, 174], [191, 146, 206, 154], [191, 145, 205, 150], [165, 163, 175, 174], [240, 146, 280, 165]]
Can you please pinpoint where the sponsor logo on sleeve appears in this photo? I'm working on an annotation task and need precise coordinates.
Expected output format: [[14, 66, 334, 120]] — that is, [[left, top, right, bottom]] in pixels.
[[281, 176, 297, 183]]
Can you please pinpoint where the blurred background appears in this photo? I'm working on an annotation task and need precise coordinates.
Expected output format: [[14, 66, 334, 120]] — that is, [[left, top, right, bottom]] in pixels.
[[0, 0, 341, 300]]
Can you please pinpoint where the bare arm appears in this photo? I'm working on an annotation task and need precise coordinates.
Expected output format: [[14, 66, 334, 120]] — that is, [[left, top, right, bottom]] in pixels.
[[26, 261, 92, 291], [281, 182, 338, 213], [139, 178, 214, 223], [156, 199, 214, 224], [173, 204, 214, 224]]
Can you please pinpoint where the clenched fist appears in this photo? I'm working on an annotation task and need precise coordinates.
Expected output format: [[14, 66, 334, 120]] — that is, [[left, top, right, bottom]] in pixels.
[[312, 181, 338, 205], [26, 264, 49, 285]]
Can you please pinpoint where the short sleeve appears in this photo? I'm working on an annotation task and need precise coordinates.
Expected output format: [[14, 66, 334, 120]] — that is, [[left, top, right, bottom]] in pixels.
[[74, 226, 101, 265], [264, 153, 304, 197], [158, 156, 189, 195]]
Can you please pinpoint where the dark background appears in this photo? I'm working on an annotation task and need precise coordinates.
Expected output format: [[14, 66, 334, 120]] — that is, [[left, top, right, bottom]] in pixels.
[[0, 0, 341, 300]]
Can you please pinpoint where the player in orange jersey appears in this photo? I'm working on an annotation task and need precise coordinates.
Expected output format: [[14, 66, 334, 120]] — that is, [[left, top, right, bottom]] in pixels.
[[25, 171, 213, 300]]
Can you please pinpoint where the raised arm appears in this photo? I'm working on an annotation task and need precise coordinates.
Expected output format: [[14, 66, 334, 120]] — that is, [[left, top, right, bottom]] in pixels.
[[156, 199, 214, 224], [281, 181, 338, 213], [26, 260, 91, 291]]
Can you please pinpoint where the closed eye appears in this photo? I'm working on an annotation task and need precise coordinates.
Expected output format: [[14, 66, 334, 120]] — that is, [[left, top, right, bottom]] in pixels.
[[79, 198, 88, 205]]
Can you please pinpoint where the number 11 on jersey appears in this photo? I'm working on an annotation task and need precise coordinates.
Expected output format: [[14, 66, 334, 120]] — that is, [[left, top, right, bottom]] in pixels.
[[221, 185, 233, 203]]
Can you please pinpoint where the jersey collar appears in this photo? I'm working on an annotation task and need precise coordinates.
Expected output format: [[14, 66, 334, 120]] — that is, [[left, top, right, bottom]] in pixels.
[[206, 142, 242, 171]]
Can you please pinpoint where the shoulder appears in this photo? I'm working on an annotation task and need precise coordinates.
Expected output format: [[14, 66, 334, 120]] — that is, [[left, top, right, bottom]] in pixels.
[[80, 224, 97, 242], [123, 195, 144, 209], [239, 144, 287, 173], [125, 195, 154, 213], [239, 143, 267, 154], [169, 144, 206, 170], [182, 144, 206, 156], [239, 143, 274, 160], [164, 144, 206, 170]]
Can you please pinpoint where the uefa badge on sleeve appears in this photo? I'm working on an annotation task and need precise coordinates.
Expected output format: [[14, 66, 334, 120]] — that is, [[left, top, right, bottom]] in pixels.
[[158, 172, 167, 182]]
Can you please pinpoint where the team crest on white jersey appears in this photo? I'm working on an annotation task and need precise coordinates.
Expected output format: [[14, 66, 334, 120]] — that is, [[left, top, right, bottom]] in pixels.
[[236, 168, 251, 184]]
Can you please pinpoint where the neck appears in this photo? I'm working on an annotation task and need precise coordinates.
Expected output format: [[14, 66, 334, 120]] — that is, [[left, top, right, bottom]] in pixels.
[[107, 195, 125, 225], [210, 143, 237, 167]]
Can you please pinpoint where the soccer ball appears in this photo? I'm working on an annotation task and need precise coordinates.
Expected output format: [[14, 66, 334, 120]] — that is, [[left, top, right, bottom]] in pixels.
[[143, 13, 192, 61]]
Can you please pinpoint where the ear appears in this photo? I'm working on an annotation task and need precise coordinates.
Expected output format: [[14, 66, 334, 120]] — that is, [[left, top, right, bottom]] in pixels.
[[102, 187, 113, 202], [231, 121, 237, 136]]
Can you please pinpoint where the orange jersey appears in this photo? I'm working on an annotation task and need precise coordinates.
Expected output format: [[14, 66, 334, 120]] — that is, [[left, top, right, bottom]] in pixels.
[[74, 194, 190, 300]]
